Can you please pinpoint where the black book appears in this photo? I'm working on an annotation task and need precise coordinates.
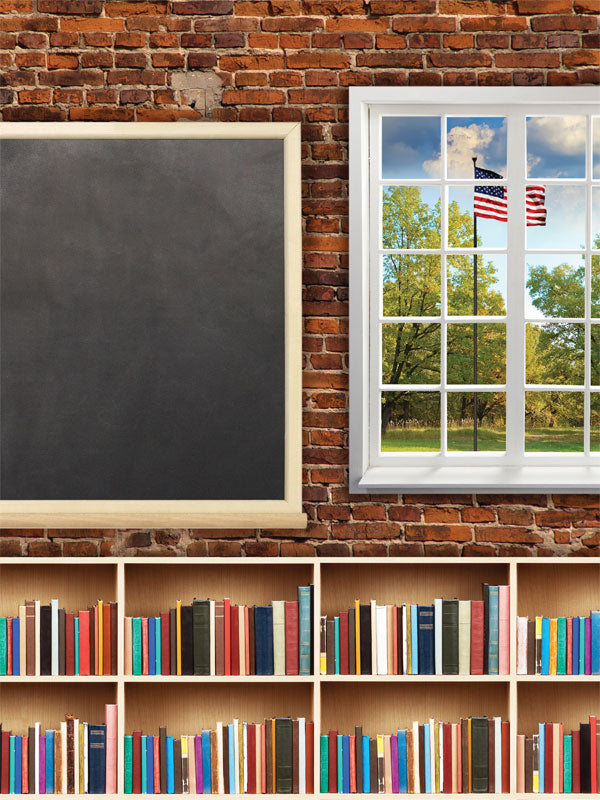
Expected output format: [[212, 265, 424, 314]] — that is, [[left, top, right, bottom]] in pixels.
[[192, 599, 210, 676], [354, 726, 362, 793], [58, 608, 66, 675], [223, 724, 229, 792], [441, 599, 459, 675], [482, 584, 489, 674], [159, 726, 167, 794], [169, 609, 176, 675], [40, 604, 52, 675], [180, 604, 194, 675], [173, 738, 182, 793], [275, 718, 293, 793], [397, 607, 403, 675], [471, 717, 489, 792], [28, 726, 35, 793], [359, 604, 372, 675], [580, 722, 591, 793], [369, 737, 377, 793]]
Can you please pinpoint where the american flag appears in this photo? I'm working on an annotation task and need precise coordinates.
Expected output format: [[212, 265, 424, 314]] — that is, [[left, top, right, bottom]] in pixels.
[[473, 165, 546, 227]]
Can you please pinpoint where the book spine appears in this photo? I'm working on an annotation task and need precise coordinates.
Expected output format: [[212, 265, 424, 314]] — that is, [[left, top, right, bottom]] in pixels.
[[441, 600, 458, 675], [458, 600, 470, 675], [470, 600, 484, 675], [298, 587, 312, 676], [487, 586, 499, 675], [498, 585, 510, 675], [434, 598, 443, 675], [285, 600, 299, 676], [517, 616, 528, 674]]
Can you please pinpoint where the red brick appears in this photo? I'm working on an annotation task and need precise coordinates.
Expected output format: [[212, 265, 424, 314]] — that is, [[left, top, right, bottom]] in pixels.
[[406, 525, 472, 542], [393, 16, 456, 32], [517, 0, 572, 11], [461, 15, 527, 30], [389, 542, 425, 556], [188, 53, 218, 68], [38, 0, 102, 12], [0, 89, 14, 103], [27, 540, 61, 556], [444, 33, 474, 48], [309, 33, 342, 47], [239, 106, 271, 121], [428, 52, 493, 67], [303, 0, 363, 12], [63, 541, 99, 557], [38, 69, 104, 85], [181, 33, 212, 47], [47, 53, 79, 69], [475, 527, 543, 543], [207, 541, 243, 556], [60, 18, 124, 31], [222, 88, 285, 104], [70, 107, 135, 120], [563, 49, 600, 66], [476, 33, 510, 47], [136, 107, 202, 120], [234, 0, 269, 13], [376, 34, 408, 48], [0, 33, 16, 48], [0, 1, 33, 12], [316, 541, 350, 556], [0, 528, 45, 538], [356, 52, 422, 67], [477, 494, 547, 505], [215, 32, 245, 47], [343, 33, 373, 48], [547, 70, 579, 84], [443, 71, 477, 85], [370, 0, 435, 11], [352, 504, 386, 521], [115, 52, 147, 68], [497, 508, 534, 525], [439, 0, 507, 10], [107, 69, 165, 85], [220, 54, 284, 70], [389, 506, 421, 522], [120, 88, 150, 104], [126, 16, 161, 31], [173, 0, 233, 12], [512, 69, 550, 83], [50, 32, 78, 45], [81, 51, 113, 67], [244, 540, 279, 556], [105, 1, 168, 14], [149, 32, 179, 47], [462, 543, 496, 556], [531, 15, 597, 30], [83, 32, 113, 46], [18, 88, 52, 103], [152, 52, 185, 67], [461, 507, 496, 522], [17, 32, 47, 48], [311, 467, 345, 483], [552, 495, 600, 508], [86, 88, 115, 103], [326, 18, 389, 31], [115, 31, 146, 48], [280, 541, 316, 556], [423, 508, 461, 523], [287, 52, 350, 68], [407, 33, 440, 47]]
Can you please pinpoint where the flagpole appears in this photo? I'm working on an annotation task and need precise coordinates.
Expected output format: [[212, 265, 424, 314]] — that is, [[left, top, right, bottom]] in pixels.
[[472, 155, 478, 452]]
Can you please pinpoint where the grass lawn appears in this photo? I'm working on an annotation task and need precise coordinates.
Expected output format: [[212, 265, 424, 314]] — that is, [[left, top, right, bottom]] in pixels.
[[524, 427, 584, 453], [382, 426, 586, 452]]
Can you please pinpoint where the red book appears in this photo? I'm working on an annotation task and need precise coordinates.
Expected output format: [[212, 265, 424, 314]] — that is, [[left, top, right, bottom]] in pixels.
[[79, 611, 90, 675], [392, 607, 398, 675], [65, 612, 75, 676], [545, 722, 553, 793], [224, 598, 231, 676], [443, 723, 452, 793], [1, 730, 10, 793], [559, 722, 564, 793], [328, 730, 337, 793], [572, 729, 581, 793], [591, 715, 597, 793], [6, 617, 12, 676], [153, 736, 160, 793], [94, 605, 99, 675], [566, 617, 573, 675], [21, 734, 28, 794], [338, 610, 348, 676], [349, 734, 356, 792], [306, 722, 314, 794], [285, 601, 300, 676], [247, 723, 256, 794], [132, 730, 142, 794], [470, 601, 484, 674], [142, 617, 149, 675], [501, 721, 510, 793], [103, 603, 112, 676], [230, 606, 239, 676], [160, 612, 170, 675]]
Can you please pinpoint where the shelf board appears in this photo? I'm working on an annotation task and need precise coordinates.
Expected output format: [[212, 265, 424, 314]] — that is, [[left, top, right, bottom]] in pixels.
[[0, 675, 117, 683], [123, 675, 316, 683], [516, 674, 600, 682], [320, 674, 510, 682]]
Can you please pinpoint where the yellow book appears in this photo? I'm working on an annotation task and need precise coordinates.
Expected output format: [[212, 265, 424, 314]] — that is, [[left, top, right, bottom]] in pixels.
[[79, 722, 85, 793], [176, 600, 182, 676], [406, 607, 412, 675], [355, 599, 361, 675], [239, 723, 244, 793], [320, 616, 327, 676], [468, 718, 472, 793], [549, 618, 558, 675], [434, 721, 440, 793], [98, 601, 103, 676], [271, 719, 276, 793]]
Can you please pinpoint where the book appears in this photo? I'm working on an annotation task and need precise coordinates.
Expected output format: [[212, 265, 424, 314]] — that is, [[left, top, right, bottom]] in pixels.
[[441, 599, 458, 675], [470, 600, 484, 675], [255, 606, 274, 676], [471, 717, 488, 792], [458, 600, 470, 675], [417, 604, 435, 675], [88, 724, 106, 794], [285, 601, 299, 676], [272, 601, 285, 676], [298, 587, 311, 676]]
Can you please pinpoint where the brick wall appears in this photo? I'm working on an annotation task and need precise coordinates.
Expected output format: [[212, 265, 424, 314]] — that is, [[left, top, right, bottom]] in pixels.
[[1, 0, 599, 558]]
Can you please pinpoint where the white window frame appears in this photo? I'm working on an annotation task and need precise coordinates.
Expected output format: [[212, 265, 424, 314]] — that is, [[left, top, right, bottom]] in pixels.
[[349, 87, 600, 493]]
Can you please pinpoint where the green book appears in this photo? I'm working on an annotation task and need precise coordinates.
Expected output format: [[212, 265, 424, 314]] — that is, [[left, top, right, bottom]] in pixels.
[[320, 735, 328, 793], [579, 617, 585, 674], [274, 718, 293, 793], [9, 735, 15, 794], [563, 734, 572, 793], [471, 717, 489, 792], [132, 617, 142, 676], [0, 618, 7, 675], [334, 617, 340, 675], [557, 617, 567, 674], [155, 616, 161, 676], [337, 733, 343, 792], [141, 735, 147, 793], [124, 735, 133, 793]]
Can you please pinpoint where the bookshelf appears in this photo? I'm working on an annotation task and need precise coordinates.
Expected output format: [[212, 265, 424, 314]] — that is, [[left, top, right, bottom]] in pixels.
[[0, 556, 598, 799]]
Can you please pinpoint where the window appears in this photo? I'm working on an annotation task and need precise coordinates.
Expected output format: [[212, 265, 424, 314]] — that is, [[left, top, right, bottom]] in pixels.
[[349, 87, 600, 493]]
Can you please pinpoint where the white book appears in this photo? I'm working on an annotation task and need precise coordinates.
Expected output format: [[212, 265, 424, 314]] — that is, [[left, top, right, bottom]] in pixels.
[[73, 719, 79, 793], [412, 721, 420, 792], [34, 600, 40, 676], [429, 718, 435, 792], [233, 719, 240, 794], [209, 600, 216, 676], [83, 722, 89, 793], [34, 721, 40, 794], [434, 598, 443, 675], [18, 606, 26, 676], [401, 604, 408, 674], [376, 605, 387, 675], [60, 721, 67, 795], [243, 722, 248, 793], [370, 600, 377, 675], [458, 600, 471, 675], [216, 721, 224, 794], [239, 606, 246, 677], [272, 601, 285, 675], [298, 717, 306, 795], [494, 717, 502, 792], [517, 616, 528, 674], [51, 598, 59, 676], [438, 721, 444, 792]]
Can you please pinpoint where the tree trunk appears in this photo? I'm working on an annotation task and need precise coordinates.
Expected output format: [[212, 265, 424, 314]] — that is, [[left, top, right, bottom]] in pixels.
[[381, 403, 393, 437]]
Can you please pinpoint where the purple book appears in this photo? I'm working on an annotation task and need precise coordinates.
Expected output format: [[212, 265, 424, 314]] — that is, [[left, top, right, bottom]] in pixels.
[[39, 736, 46, 794], [585, 616, 592, 674], [195, 735, 203, 794], [391, 734, 399, 794]]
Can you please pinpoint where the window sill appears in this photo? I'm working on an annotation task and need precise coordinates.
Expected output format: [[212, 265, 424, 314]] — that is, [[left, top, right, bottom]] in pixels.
[[353, 465, 600, 494]]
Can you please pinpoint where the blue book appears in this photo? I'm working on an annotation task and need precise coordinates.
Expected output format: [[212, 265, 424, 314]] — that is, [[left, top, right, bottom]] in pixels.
[[14, 735, 22, 794], [538, 723, 545, 792], [424, 724, 431, 793], [74, 617, 79, 675], [417, 605, 434, 675], [298, 586, 312, 676], [146, 735, 154, 793], [202, 730, 211, 793], [334, 617, 340, 675], [155, 617, 161, 676], [591, 610, 600, 674], [342, 735, 350, 793], [148, 618, 156, 676], [228, 725, 235, 793], [362, 736, 370, 793], [141, 735, 147, 794], [336, 734, 343, 793], [11, 618, 19, 676], [487, 585, 499, 675], [410, 605, 419, 674], [579, 617, 586, 674], [46, 730, 55, 794], [573, 617, 580, 675], [0, 618, 7, 675], [397, 729, 407, 793], [541, 617, 550, 674], [166, 736, 174, 794], [88, 724, 106, 794], [254, 606, 274, 675], [9, 735, 15, 794]]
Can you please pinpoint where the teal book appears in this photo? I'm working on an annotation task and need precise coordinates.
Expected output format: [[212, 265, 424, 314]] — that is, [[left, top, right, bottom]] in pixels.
[[298, 586, 312, 676], [487, 585, 499, 675], [334, 617, 340, 675], [124, 735, 133, 793], [74, 617, 79, 675], [320, 735, 328, 792], [167, 736, 175, 794], [155, 616, 161, 676], [132, 617, 142, 676], [141, 735, 147, 794], [0, 618, 7, 675], [337, 734, 343, 793], [9, 735, 15, 794], [579, 617, 586, 674], [563, 734, 572, 793], [557, 617, 567, 675]]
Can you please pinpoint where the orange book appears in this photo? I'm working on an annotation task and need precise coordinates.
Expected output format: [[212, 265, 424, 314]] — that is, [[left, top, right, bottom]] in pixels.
[[271, 718, 276, 793], [153, 736, 160, 793], [406, 729, 414, 793], [21, 735, 28, 794], [549, 618, 558, 675], [501, 720, 510, 793], [103, 603, 111, 676]]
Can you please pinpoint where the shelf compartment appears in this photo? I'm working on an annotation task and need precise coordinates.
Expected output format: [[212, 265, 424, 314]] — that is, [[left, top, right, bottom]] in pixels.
[[517, 680, 600, 737], [517, 561, 600, 620]]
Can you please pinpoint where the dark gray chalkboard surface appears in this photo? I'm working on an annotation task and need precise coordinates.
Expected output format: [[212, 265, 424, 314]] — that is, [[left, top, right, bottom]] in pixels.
[[0, 124, 304, 528]]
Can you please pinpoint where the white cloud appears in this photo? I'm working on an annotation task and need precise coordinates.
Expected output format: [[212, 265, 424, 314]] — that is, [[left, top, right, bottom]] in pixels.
[[423, 120, 507, 178]]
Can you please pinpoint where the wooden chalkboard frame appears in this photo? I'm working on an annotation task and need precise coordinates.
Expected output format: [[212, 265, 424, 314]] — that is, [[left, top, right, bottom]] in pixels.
[[0, 122, 306, 530]]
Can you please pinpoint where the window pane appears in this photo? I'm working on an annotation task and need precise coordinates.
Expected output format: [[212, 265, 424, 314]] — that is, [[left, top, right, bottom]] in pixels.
[[592, 325, 599, 386], [382, 186, 441, 250], [527, 116, 586, 179], [594, 118, 600, 180], [591, 393, 600, 452], [446, 117, 507, 179], [527, 186, 585, 250], [526, 323, 584, 385], [382, 117, 441, 180], [525, 391, 584, 452], [381, 391, 440, 452], [593, 256, 600, 318], [448, 186, 506, 249], [447, 392, 506, 452], [593, 187, 600, 248], [382, 323, 441, 384], [447, 254, 506, 316], [526, 254, 585, 319], [447, 323, 506, 384], [382, 254, 440, 317]]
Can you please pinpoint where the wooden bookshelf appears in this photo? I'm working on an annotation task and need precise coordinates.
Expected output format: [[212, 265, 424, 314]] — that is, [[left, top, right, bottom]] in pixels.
[[0, 556, 597, 798]]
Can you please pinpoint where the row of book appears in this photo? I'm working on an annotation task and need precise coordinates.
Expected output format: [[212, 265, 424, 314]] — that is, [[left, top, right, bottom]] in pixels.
[[0, 706, 117, 794], [320, 717, 509, 794], [124, 719, 314, 794], [320, 586, 510, 676], [124, 587, 313, 676], [0, 601, 117, 676], [517, 613, 600, 675], [516, 716, 600, 793]]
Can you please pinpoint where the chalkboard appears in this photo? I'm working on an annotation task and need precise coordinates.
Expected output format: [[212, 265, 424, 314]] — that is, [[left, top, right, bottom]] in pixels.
[[0, 123, 304, 529]]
